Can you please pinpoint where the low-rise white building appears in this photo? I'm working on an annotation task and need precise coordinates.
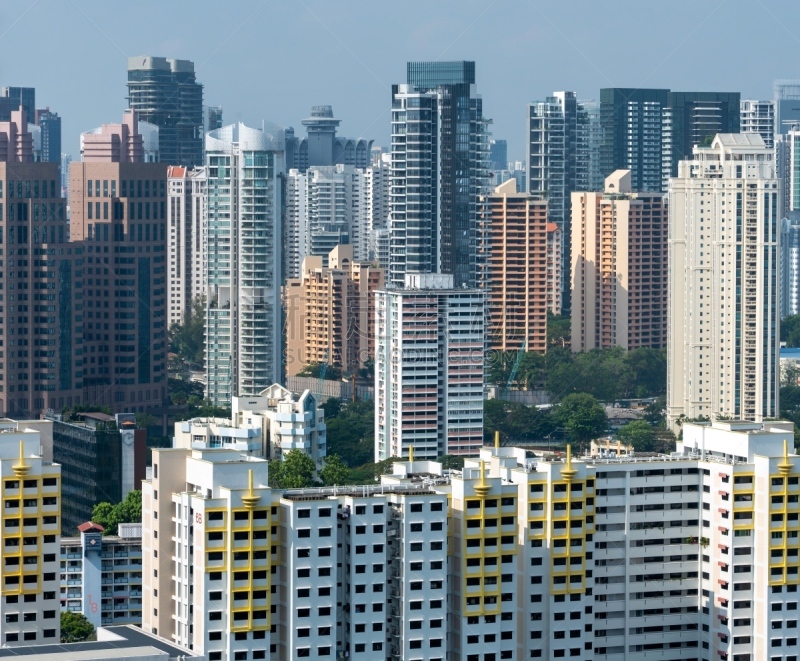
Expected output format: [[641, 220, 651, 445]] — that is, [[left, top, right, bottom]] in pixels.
[[173, 383, 326, 468], [60, 522, 143, 628]]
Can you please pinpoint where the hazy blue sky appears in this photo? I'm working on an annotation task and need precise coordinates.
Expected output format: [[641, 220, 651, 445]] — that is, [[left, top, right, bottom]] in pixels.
[[1, 0, 798, 160]]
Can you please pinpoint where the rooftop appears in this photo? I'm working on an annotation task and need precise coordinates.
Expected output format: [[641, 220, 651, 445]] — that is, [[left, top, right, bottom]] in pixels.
[[0, 626, 199, 659]]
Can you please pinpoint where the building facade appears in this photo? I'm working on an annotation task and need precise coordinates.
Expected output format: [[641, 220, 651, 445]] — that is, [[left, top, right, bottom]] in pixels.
[[50, 412, 146, 534], [167, 165, 206, 327], [0, 108, 84, 417], [389, 61, 491, 289], [285, 106, 373, 172], [60, 521, 143, 628], [205, 122, 284, 405], [480, 179, 550, 353], [126, 56, 203, 167], [526, 92, 591, 311], [600, 88, 741, 192], [570, 169, 668, 351], [375, 274, 484, 461], [285, 244, 383, 377], [173, 383, 326, 467], [143, 418, 800, 660], [0, 423, 62, 646], [69, 110, 169, 411], [668, 133, 780, 427], [741, 98, 775, 148]]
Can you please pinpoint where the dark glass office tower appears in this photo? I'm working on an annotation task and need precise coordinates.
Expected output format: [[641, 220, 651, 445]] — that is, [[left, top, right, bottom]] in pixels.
[[389, 61, 490, 288], [600, 88, 740, 192], [35, 108, 61, 163], [0, 86, 35, 120], [126, 56, 203, 167]]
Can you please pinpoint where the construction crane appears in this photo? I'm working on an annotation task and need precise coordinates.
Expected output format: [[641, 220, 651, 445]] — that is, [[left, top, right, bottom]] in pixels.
[[504, 340, 527, 399]]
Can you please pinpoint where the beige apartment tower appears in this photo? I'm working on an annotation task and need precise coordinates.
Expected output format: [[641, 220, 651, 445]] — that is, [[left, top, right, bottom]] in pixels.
[[668, 134, 780, 428], [571, 169, 668, 352], [480, 179, 552, 352], [284, 245, 383, 376]]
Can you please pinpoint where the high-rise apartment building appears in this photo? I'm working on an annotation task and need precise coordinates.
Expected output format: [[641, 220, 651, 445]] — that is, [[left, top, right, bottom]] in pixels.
[[60, 522, 143, 628], [146, 417, 800, 660], [142, 448, 450, 660], [480, 179, 550, 353], [0, 108, 84, 418], [526, 91, 591, 311], [741, 98, 775, 148], [546, 221, 563, 315], [778, 126, 800, 317], [166, 165, 206, 327], [570, 169, 668, 352], [0, 423, 62, 646], [375, 273, 484, 461], [69, 110, 168, 412], [143, 448, 272, 656], [126, 56, 203, 167], [775, 79, 800, 136], [285, 245, 383, 377], [285, 160, 389, 279], [285, 106, 373, 172], [668, 133, 780, 428], [600, 88, 741, 192], [34, 108, 61, 164], [389, 61, 490, 288], [205, 122, 284, 405], [203, 105, 223, 133], [489, 138, 507, 170]]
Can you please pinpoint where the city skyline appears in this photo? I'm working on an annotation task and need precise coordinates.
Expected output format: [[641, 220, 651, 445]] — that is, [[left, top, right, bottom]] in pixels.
[[3, 0, 799, 161]]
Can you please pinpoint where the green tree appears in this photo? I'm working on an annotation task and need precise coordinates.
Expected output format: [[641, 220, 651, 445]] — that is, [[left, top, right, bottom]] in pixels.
[[272, 450, 316, 489], [91, 501, 118, 534], [91, 490, 142, 536], [547, 312, 571, 348], [320, 454, 350, 486], [61, 611, 95, 643], [321, 397, 342, 419], [115, 490, 142, 525], [324, 400, 374, 467], [298, 362, 343, 381], [783, 315, 800, 347], [557, 393, 608, 445], [617, 420, 658, 452], [168, 295, 206, 365], [438, 455, 465, 470]]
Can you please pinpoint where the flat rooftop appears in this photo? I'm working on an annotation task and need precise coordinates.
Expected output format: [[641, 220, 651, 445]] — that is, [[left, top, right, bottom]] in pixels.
[[0, 626, 200, 659]]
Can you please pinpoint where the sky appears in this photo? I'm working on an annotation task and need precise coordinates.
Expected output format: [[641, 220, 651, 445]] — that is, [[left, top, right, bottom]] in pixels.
[[1, 0, 798, 161]]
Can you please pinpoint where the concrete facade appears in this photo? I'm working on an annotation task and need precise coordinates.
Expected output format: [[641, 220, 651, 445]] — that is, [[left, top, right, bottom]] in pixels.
[[571, 169, 668, 352], [668, 134, 780, 427]]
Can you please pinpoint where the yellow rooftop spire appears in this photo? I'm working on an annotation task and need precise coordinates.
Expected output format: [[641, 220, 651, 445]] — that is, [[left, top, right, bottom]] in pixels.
[[12, 440, 29, 477], [494, 430, 500, 450], [561, 444, 577, 482], [241, 469, 261, 509], [778, 439, 793, 477], [408, 446, 414, 463], [474, 459, 491, 497]]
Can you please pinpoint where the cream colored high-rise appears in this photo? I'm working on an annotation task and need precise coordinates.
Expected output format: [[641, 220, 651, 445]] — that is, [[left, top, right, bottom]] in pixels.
[[284, 244, 383, 377], [668, 134, 781, 429], [570, 169, 668, 352]]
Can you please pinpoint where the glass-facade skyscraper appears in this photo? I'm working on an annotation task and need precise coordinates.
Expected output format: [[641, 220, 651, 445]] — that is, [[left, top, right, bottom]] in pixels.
[[600, 88, 741, 192], [389, 61, 490, 288], [127, 56, 204, 167], [205, 122, 285, 405]]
